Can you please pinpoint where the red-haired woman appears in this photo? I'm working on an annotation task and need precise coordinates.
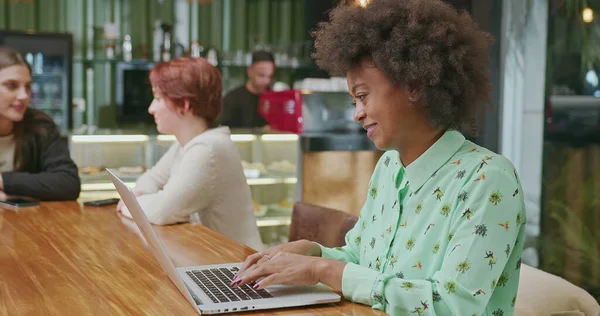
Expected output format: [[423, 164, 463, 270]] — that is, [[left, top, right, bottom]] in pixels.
[[116, 57, 263, 250]]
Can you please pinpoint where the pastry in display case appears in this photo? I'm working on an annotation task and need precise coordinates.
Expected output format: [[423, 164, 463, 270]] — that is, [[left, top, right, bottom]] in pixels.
[[253, 200, 268, 217], [70, 130, 299, 247], [267, 160, 296, 176], [242, 161, 266, 178]]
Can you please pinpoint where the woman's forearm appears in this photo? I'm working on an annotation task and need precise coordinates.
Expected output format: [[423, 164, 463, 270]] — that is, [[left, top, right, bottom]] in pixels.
[[315, 257, 347, 292], [1, 170, 80, 200]]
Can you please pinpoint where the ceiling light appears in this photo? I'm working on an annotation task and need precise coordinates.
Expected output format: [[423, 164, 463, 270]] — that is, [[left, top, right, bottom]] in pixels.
[[357, 0, 371, 8], [583, 7, 594, 23]]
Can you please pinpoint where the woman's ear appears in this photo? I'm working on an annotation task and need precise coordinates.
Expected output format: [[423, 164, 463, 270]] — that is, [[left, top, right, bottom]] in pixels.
[[407, 85, 423, 104], [183, 99, 192, 113]]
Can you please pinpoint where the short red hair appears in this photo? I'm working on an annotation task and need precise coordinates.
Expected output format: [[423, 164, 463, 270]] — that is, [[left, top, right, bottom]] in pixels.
[[149, 57, 222, 123]]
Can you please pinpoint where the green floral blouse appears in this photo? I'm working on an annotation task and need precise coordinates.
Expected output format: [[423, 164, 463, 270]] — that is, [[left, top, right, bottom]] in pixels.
[[319, 130, 526, 316]]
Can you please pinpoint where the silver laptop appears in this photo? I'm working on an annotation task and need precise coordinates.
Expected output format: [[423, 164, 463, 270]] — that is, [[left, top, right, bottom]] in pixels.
[[107, 169, 341, 315]]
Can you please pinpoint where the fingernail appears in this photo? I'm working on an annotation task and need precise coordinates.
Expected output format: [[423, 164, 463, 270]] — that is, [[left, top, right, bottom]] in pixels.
[[253, 283, 261, 290]]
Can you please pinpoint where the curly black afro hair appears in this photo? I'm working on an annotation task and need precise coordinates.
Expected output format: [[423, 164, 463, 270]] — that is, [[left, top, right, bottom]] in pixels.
[[312, 0, 493, 131]]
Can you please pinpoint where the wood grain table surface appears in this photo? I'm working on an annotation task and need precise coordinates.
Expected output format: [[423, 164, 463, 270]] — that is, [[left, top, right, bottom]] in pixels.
[[0, 202, 384, 315]]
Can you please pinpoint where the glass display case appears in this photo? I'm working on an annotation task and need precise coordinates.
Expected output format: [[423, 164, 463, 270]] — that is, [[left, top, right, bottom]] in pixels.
[[70, 129, 299, 247]]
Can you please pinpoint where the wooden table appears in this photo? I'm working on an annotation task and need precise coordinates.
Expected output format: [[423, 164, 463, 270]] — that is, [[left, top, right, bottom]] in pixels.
[[0, 202, 384, 315]]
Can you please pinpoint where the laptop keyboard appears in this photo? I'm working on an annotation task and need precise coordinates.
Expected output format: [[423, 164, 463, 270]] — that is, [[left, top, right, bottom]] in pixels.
[[186, 267, 273, 304]]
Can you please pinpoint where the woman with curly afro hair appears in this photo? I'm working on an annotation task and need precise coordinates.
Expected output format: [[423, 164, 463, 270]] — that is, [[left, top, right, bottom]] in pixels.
[[234, 1, 526, 315]]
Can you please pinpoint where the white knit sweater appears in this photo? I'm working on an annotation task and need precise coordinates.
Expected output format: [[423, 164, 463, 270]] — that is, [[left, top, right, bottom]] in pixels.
[[120, 126, 264, 250], [0, 134, 15, 172]]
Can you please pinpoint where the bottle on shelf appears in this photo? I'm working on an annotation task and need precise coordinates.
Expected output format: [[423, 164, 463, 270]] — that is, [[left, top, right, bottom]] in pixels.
[[207, 48, 218, 66], [153, 20, 163, 62], [34, 53, 44, 74], [190, 41, 202, 58], [122, 34, 132, 62], [160, 23, 173, 62], [25, 52, 34, 66], [103, 22, 119, 59], [30, 82, 41, 106]]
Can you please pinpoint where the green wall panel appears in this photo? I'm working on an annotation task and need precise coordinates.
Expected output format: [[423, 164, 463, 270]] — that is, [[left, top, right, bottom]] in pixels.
[[25, 0, 36, 31], [58, 0, 67, 32], [57, 0, 66, 32], [93, 0, 109, 56], [187, 1, 194, 45], [37, 0, 53, 32], [292, 0, 304, 43], [7, 0, 35, 32], [279, 0, 292, 44], [210, 0, 222, 49], [230, 0, 247, 51], [0, 0, 6, 30], [155, 0, 174, 25], [92, 0, 113, 127], [109, 0, 115, 22], [198, 2, 213, 49], [257, 0, 270, 45], [128, 0, 144, 58], [1, 0, 307, 54], [269, 0, 279, 45], [246, 0, 259, 49], [64, 0, 84, 55]]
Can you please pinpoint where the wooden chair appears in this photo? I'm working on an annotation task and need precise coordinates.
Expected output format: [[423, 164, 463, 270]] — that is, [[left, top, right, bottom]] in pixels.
[[288, 202, 358, 248]]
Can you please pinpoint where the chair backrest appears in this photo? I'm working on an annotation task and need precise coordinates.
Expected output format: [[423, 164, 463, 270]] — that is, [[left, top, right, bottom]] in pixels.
[[288, 202, 359, 248], [515, 264, 600, 315]]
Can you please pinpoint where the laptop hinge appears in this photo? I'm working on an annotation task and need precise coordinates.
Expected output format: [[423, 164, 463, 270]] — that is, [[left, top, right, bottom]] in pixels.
[[184, 283, 204, 306]]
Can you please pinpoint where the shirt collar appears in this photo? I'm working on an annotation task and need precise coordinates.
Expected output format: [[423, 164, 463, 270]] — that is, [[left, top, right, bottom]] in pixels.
[[399, 129, 465, 192]]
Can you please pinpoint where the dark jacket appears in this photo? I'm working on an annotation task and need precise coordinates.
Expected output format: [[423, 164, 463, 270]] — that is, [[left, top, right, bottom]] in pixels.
[[220, 85, 268, 128], [1, 109, 80, 200]]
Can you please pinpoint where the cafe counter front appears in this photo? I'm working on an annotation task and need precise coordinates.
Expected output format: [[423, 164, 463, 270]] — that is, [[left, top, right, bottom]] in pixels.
[[69, 128, 380, 246]]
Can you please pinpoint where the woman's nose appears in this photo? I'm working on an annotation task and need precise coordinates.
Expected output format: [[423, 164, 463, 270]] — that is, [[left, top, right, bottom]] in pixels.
[[353, 103, 366, 122], [17, 87, 29, 100]]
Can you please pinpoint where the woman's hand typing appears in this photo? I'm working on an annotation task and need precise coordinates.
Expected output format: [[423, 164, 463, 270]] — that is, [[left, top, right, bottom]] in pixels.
[[232, 240, 346, 291], [237, 239, 321, 275], [232, 252, 324, 289]]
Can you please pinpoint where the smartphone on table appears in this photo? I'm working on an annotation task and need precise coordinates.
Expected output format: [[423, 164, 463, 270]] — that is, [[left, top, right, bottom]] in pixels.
[[0, 198, 40, 210], [83, 198, 120, 207]]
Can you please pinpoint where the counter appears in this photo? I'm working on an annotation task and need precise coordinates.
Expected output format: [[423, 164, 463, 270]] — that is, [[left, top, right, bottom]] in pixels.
[[545, 128, 600, 146], [68, 127, 382, 242], [69, 128, 299, 247], [297, 130, 381, 217], [300, 131, 378, 152]]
